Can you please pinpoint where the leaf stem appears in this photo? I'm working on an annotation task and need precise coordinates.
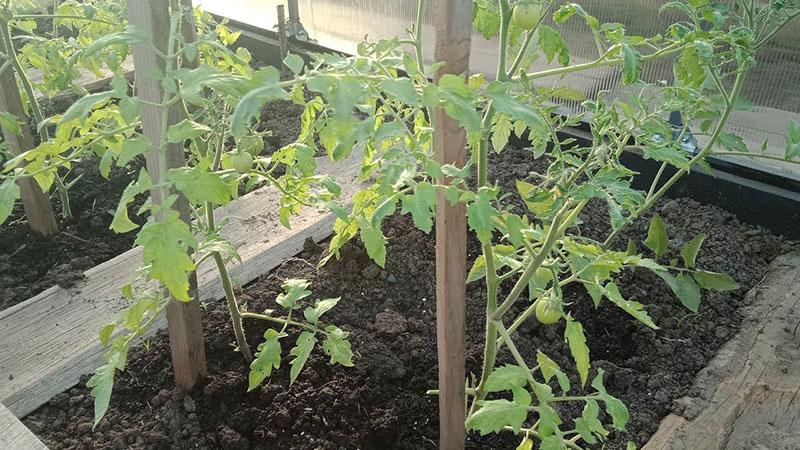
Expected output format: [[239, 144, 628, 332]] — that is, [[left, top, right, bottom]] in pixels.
[[240, 311, 324, 334], [206, 117, 253, 362]]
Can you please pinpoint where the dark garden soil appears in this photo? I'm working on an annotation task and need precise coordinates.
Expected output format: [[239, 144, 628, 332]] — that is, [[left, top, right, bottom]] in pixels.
[[0, 159, 143, 311], [24, 144, 796, 450]]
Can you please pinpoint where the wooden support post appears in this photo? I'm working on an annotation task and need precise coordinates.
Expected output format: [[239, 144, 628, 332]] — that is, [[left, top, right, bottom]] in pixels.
[[277, 5, 289, 67], [128, 0, 207, 389], [433, 0, 472, 448], [0, 63, 59, 238], [178, 0, 198, 69]]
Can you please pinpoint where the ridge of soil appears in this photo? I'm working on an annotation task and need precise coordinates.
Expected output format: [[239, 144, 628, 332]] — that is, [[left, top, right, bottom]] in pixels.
[[0, 102, 297, 312], [24, 145, 794, 450]]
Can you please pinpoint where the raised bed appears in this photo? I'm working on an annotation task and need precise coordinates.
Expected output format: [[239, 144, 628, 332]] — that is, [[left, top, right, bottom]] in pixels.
[[9, 144, 796, 450], [0, 152, 362, 417]]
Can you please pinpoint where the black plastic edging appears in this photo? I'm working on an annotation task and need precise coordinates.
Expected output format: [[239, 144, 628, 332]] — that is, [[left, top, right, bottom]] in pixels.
[[217, 15, 800, 241]]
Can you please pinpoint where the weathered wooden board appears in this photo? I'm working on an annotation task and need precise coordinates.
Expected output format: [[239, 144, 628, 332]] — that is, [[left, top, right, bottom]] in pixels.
[[0, 153, 362, 418], [29, 57, 135, 104], [0, 403, 48, 450], [643, 252, 800, 450]]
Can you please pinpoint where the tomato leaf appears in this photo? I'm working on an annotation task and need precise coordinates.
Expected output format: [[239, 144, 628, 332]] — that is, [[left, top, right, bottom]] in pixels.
[[680, 233, 705, 268], [134, 211, 198, 301], [656, 271, 701, 312], [466, 399, 529, 435], [644, 214, 669, 258], [401, 182, 437, 233], [565, 316, 590, 386], [248, 329, 286, 391], [0, 178, 21, 226], [604, 282, 659, 329], [288, 331, 317, 384], [322, 325, 354, 366], [692, 270, 738, 291]]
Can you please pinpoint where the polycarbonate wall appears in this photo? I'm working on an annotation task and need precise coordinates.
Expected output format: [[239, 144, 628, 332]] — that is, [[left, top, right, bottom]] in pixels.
[[196, 0, 800, 180]]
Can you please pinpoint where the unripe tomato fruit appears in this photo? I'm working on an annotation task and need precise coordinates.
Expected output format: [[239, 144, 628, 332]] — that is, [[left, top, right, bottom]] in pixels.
[[512, 2, 543, 31], [231, 152, 254, 174], [535, 267, 551, 281], [535, 297, 561, 325], [239, 135, 264, 156]]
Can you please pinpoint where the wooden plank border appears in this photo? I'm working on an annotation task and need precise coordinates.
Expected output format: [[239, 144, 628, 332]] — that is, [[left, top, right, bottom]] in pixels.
[[0, 153, 362, 418], [0, 403, 48, 450]]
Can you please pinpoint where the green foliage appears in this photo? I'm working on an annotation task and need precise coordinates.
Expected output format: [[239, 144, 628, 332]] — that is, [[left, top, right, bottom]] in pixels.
[[322, 325, 355, 366], [787, 121, 800, 160], [1, 0, 784, 442], [644, 215, 670, 258], [289, 331, 317, 384], [466, 397, 530, 435], [245, 280, 350, 391], [0, 178, 20, 225], [681, 234, 705, 268], [564, 317, 590, 386], [241, 0, 792, 445], [135, 212, 198, 302], [248, 328, 287, 391]]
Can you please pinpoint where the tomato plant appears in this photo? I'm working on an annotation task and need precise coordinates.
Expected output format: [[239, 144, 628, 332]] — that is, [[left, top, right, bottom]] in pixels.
[[0, 0, 128, 223], [226, 0, 800, 446], [1, 0, 796, 445], [77, 5, 353, 426]]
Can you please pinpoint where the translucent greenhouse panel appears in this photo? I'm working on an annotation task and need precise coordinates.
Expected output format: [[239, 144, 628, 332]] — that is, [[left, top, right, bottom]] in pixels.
[[196, 0, 800, 179]]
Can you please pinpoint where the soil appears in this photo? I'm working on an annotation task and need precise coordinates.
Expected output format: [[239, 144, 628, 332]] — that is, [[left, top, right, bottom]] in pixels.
[[23, 144, 795, 450], [0, 159, 143, 311]]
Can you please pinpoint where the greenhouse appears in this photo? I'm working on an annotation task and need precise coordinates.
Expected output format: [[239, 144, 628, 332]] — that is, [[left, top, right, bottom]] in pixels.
[[0, 0, 798, 449]]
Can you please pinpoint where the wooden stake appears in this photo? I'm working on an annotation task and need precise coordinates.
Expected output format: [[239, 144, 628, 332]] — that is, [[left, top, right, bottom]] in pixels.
[[0, 63, 59, 238], [178, 0, 199, 70], [277, 5, 289, 67], [433, 0, 472, 448], [128, 0, 207, 389]]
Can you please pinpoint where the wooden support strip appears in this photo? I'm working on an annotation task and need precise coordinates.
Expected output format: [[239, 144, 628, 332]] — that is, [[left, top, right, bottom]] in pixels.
[[0, 55, 59, 237], [128, 0, 208, 389], [0, 403, 48, 450], [0, 152, 362, 418], [433, 0, 472, 448]]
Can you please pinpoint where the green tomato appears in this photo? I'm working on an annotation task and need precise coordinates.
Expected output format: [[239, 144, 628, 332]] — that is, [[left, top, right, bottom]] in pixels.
[[238, 135, 264, 156], [231, 152, 254, 174], [535, 297, 561, 325], [535, 267, 551, 281], [512, 2, 543, 31]]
